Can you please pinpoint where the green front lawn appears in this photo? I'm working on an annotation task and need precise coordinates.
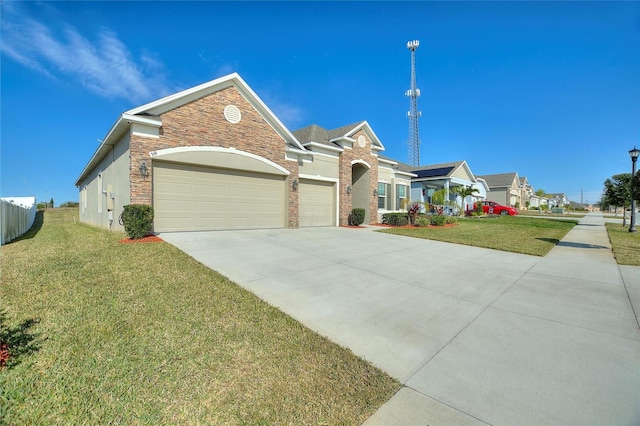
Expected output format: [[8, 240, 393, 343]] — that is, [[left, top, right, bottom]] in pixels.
[[0, 209, 400, 424], [378, 216, 577, 256], [605, 223, 640, 266]]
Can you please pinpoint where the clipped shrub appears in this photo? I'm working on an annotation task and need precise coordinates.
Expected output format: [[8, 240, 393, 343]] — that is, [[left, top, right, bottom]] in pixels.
[[415, 216, 430, 227], [381, 212, 409, 226], [350, 208, 365, 226], [429, 214, 446, 226], [120, 204, 154, 239]]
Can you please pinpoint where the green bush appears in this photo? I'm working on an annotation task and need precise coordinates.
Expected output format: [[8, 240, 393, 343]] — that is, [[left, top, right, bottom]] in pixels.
[[445, 216, 457, 225], [120, 204, 154, 239], [350, 208, 365, 226], [381, 212, 409, 226], [429, 214, 446, 226], [415, 216, 430, 227]]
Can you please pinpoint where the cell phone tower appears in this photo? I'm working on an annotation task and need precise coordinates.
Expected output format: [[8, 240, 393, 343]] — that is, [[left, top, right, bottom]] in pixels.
[[406, 40, 422, 167]]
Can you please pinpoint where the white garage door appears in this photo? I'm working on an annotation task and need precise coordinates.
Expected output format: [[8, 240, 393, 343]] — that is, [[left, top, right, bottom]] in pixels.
[[299, 179, 336, 227], [154, 162, 286, 232]]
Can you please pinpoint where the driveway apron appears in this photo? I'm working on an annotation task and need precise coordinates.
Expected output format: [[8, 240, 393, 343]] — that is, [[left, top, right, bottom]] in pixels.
[[160, 213, 640, 425]]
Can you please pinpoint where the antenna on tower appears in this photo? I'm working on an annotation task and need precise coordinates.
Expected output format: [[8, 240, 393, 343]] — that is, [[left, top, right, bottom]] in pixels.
[[406, 40, 422, 167]]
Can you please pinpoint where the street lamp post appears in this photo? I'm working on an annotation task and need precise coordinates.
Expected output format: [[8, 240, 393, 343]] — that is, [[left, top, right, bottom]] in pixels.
[[629, 146, 640, 233]]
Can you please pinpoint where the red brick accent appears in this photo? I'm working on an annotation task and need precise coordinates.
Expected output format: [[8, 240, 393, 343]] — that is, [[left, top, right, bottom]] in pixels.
[[337, 130, 379, 226], [128, 86, 300, 227]]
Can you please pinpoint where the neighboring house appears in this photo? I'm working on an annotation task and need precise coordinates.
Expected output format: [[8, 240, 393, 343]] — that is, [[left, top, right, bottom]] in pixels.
[[519, 176, 533, 208], [476, 172, 522, 207], [548, 193, 569, 207], [75, 73, 410, 232], [528, 194, 548, 208], [410, 161, 482, 213]]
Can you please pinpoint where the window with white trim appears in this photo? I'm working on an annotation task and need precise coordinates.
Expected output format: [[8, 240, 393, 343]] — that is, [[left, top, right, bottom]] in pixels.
[[396, 184, 407, 210], [377, 182, 390, 209]]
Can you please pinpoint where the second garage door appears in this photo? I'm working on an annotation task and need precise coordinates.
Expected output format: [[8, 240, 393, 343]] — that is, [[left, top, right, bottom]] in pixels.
[[299, 179, 336, 227], [154, 162, 287, 232]]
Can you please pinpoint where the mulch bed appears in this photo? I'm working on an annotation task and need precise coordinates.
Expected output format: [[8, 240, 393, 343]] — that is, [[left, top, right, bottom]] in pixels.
[[372, 223, 458, 229], [119, 235, 163, 244]]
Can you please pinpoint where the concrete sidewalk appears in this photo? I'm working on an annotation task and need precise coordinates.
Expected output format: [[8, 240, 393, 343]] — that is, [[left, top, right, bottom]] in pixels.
[[160, 213, 640, 425], [365, 212, 640, 425]]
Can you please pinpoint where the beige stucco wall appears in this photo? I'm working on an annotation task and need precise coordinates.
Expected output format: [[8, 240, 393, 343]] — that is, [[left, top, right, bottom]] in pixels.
[[299, 152, 339, 179], [78, 134, 131, 231], [377, 164, 412, 221]]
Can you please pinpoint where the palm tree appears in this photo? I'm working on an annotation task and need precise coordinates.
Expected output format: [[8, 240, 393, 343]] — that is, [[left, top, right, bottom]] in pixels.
[[452, 185, 479, 214]]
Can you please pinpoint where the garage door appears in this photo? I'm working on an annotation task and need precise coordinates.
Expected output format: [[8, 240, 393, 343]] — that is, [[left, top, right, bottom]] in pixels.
[[153, 162, 286, 232], [299, 179, 336, 227]]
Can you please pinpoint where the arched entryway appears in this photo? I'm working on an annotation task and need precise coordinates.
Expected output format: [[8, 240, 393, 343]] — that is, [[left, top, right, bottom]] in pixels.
[[351, 162, 370, 224]]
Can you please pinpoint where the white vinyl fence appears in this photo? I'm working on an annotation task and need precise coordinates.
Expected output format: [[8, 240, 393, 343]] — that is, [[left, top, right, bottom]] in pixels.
[[1, 197, 37, 246]]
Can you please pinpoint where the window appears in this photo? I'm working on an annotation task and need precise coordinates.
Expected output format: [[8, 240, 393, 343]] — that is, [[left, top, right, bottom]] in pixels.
[[98, 174, 103, 213], [396, 184, 406, 210], [377, 182, 389, 209]]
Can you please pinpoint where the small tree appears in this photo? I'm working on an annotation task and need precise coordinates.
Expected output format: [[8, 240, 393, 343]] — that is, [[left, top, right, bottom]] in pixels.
[[602, 174, 632, 226]]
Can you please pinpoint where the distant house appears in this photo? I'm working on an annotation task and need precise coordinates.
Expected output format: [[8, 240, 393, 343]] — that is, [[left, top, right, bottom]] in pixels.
[[475, 172, 521, 207], [519, 176, 533, 208], [410, 161, 483, 213], [548, 193, 569, 207]]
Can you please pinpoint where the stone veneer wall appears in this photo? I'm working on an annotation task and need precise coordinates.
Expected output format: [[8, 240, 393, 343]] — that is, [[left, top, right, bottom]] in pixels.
[[128, 86, 300, 228], [337, 129, 379, 226]]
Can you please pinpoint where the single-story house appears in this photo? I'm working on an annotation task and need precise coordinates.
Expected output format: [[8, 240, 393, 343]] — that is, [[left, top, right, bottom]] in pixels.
[[410, 161, 484, 213], [75, 73, 412, 232]]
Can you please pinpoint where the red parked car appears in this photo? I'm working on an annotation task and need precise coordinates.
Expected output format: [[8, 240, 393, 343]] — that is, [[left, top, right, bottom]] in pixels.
[[471, 201, 519, 216]]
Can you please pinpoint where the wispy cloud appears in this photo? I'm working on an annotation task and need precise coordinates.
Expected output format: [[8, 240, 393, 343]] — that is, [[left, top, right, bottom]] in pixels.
[[257, 89, 306, 129], [0, 3, 172, 103]]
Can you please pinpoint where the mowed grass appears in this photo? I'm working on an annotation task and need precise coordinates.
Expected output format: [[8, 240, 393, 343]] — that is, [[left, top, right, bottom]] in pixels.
[[605, 223, 640, 266], [378, 216, 577, 256], [0, 208, 400, 425]]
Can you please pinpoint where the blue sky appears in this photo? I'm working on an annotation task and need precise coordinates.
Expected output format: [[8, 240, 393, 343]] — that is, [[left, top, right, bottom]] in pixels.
[[2, 1, 639, 206]]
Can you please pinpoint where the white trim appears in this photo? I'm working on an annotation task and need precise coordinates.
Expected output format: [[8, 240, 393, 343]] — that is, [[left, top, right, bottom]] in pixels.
[[351, 159, 371, 169], [303, 141, 344, 153], [121, 113, 162, 127], [286, 146, 312, 156], [378, 157, 398, 166], [330, 136, 356, 144], [127, 74, 240, 115], [149, 146, 290, 176]]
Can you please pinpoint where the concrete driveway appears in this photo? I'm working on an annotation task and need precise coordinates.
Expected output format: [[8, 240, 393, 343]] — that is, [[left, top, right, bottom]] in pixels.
[[160, 213, 640, 425]]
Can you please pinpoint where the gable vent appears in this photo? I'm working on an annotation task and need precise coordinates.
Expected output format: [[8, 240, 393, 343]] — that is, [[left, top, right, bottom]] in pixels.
[[224, 105, 241, 124]]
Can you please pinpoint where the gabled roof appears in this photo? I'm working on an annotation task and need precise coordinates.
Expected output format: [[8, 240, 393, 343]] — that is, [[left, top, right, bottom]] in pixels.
[[476, 172, 519, 188], [411, 160, 476, 182], [76, 73, 305, 186], [293, 121, 385, 152]]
